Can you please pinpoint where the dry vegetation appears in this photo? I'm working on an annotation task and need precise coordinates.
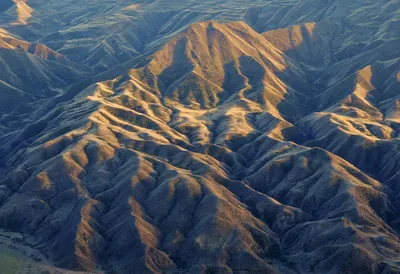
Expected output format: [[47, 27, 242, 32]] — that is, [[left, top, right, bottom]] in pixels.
[[0, 0, 400, 273]]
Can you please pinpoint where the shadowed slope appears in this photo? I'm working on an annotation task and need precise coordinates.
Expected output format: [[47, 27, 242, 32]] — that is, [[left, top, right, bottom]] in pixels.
[[0, 0, 400, 273], [1, 18, 400, 273]]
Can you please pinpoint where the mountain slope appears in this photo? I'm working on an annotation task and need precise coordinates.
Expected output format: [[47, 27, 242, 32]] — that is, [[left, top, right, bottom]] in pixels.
[[0, 1, 400, 273]]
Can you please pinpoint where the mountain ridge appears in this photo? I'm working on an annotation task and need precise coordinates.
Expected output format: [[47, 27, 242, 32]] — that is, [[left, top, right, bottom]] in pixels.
[[0, 1, 399, 273]]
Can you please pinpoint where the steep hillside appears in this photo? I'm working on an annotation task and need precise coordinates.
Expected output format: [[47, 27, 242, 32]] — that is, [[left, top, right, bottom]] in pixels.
[[0, 1, 400, 273]]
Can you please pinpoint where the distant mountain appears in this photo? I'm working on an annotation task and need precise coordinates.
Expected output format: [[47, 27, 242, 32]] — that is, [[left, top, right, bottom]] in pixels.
[[0, 1, 400, 273]]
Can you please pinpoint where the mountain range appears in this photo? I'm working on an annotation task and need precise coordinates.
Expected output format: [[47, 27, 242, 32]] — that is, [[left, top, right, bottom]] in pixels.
[[0, 0, 400, 273]]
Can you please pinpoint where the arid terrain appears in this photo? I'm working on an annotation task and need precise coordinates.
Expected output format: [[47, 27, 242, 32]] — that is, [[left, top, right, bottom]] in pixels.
[[0, 0, 400, 273]]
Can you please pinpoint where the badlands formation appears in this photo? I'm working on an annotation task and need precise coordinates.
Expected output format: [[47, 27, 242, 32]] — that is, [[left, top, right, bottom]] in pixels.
[[0, 0, 400, 273]]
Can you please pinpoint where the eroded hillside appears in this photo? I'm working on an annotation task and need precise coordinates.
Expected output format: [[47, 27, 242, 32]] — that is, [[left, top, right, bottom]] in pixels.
[[0, 1, 400, 273]]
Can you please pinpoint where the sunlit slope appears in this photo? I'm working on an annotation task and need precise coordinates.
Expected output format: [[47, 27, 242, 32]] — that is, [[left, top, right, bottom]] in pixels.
[[0, 26, 92, 137], [2, 0, 397, 76], [1, 19, 400, 273], [261, 19, 400, 199], [0, 0, 400, 273]]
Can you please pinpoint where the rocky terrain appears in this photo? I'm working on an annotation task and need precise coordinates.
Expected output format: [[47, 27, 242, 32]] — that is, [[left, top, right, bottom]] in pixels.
[[0, 0, 400, 273]]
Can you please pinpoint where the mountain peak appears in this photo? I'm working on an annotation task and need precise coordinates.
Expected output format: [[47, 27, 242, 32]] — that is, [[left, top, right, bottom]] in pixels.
[[0, 1, 400, 273]]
